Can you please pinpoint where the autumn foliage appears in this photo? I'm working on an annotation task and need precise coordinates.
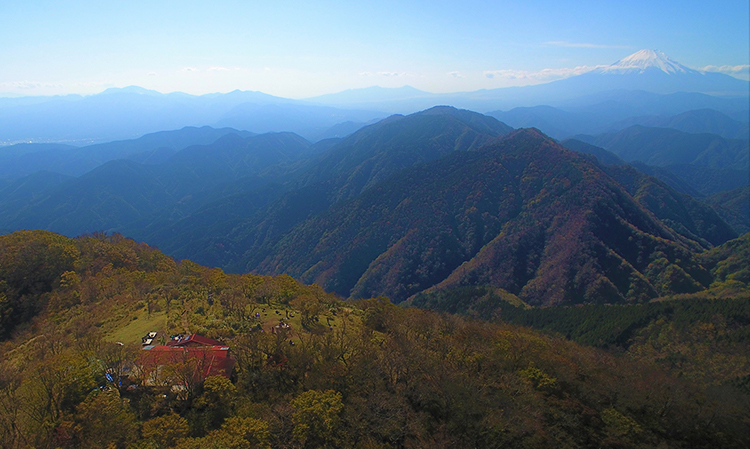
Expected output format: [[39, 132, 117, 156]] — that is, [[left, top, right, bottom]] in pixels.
[[0, 231, 748, 448]]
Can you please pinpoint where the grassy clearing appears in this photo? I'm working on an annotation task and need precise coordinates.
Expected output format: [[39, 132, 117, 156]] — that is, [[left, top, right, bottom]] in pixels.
[[105, 300, 360, 346], [107, 308, 168, 344], [239, 302, 360, 343]]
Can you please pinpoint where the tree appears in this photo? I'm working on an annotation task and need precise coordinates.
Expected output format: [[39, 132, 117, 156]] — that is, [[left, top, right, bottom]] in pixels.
[[173, 417, 270, 449], [0, 365, 23, 449], [26, 352, 97, 437], [290, 295, 322, 328], [141, 412, 190, 449], [291, 390, 344, 449], [0, 231, 80, 338], [67, 389, 138, 449], [98, 342, 137, 393], [190, 376, 237, 434]]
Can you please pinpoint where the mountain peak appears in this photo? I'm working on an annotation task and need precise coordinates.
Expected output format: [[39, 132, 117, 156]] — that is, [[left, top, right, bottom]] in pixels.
[[304, 85, 432, 105], [99, 86, 164, 96], [596, 49, 695, 75], [416, 105, 460, 115]]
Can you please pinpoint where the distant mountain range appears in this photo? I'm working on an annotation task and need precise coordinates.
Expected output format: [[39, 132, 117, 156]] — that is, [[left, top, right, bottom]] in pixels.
[[1, 50, 746, 146], [0, 87, 385, 144], [488, 106, 749, 140], [306, 50, 749, 112], [574, 125, 749, 170], [0, 126, 256, 179], [0, 131, 318, 237], [605, 108, 749, 139]]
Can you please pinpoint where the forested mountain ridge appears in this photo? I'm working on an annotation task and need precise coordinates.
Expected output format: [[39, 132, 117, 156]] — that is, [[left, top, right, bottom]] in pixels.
[[412, 231, 750, 322], [562, 139, 750, 235], [487, 106, 750, 140], [0, 230, 748, 448], [411, 232, 750, 397], [150, 107, 514, 269], [606, 108, 749, 139], [592, 163, 737, 247], [244, 128, 730, 305], [0, 108, 742, 312], [292, 106, 514, 202], [575, 125, 749, 170], [432, 130, 723, 305], [0, 126, 257, 179], [0, 132, 313, 238], [705, 186, 750, 234]]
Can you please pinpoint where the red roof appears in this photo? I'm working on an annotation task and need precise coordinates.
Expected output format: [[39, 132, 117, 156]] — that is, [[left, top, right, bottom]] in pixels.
[[140, 336, 235, 383], [166, 334, 225, 347]]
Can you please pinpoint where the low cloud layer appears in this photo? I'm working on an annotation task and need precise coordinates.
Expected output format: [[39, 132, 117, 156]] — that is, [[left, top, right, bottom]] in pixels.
[[484, 65, 602, 81], [0, 81, 64, 90], [702, 64, 750, 80]]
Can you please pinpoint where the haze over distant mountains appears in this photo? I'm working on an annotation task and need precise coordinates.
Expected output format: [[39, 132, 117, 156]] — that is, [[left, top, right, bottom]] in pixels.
[[306, 50, 748, 112], [0, 86, 384, 145], [1, 50, 746, 145]]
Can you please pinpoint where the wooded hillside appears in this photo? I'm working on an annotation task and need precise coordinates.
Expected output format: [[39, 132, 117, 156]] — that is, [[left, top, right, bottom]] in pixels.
[[1, 231, 748, 448]]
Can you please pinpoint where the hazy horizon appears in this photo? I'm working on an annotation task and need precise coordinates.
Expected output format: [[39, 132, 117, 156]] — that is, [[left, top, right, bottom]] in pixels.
[[2, 1, 748, 99]]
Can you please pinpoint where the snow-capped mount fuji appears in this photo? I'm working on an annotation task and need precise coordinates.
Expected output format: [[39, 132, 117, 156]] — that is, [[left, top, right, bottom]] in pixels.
[[594, 49, 695, 75], [535, 49, 750, 98], [305, 50, 747, 114]]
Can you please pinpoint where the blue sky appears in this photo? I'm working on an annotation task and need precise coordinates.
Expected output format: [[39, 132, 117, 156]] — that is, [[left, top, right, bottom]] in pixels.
[[1, 0, 748, 98]]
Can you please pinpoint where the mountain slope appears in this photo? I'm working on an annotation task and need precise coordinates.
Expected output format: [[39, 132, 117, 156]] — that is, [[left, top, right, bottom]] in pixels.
[[248, 129, 716, 305], [0, 171, 75, 218], [562, 139, 745, 240], [0, 126, 256, 179], [2, 230, 746, 449], [576, 125, 749, 170], [606, 108, 749, 139], [596, 163, 737, 247], [0, 132, 313, 237], [160, 107, 514, 270], [295, 106, 514, 201], [663, 164, 749, 196], [486, 106, 592, 139], [705, 187, 750, 235], [5, 160, 174, 237], [563, 138, 749, 198]]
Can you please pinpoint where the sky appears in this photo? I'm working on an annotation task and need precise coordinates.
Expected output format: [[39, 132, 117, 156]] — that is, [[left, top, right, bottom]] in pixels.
[[1, 0, 748, 98]]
